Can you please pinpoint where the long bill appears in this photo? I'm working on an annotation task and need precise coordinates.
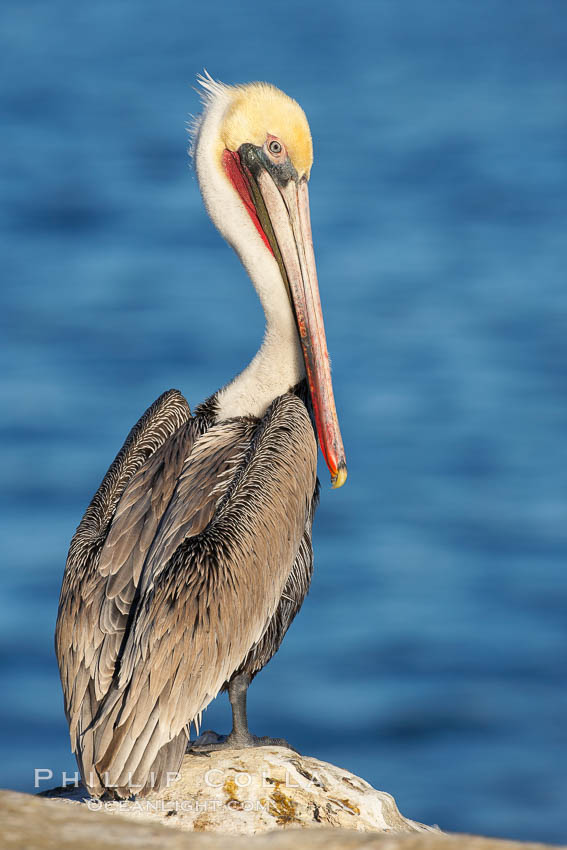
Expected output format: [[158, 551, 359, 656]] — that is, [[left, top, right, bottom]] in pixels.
[[254, 170, 347, 488]]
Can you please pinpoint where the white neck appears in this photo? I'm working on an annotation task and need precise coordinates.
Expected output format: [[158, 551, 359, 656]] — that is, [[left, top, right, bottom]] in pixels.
[[193, 83, 304, 421]]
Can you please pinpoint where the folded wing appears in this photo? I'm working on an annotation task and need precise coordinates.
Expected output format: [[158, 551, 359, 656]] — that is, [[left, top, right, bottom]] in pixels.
[[55, 389, 193, 792]]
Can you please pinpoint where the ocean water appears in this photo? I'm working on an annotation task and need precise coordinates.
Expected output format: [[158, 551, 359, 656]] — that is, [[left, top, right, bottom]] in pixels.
[[1, 0, 566, 842]]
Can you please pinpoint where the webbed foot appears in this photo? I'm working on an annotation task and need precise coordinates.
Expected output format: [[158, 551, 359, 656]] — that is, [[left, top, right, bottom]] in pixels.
[[187, 729, 298, 754]]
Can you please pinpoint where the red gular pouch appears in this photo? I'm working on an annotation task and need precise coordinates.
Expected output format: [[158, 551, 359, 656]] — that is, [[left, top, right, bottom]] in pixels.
[[222, 149, 274, 256]]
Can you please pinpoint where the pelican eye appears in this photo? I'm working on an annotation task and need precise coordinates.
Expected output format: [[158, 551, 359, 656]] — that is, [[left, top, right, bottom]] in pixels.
[[268, 140, 282, 155]]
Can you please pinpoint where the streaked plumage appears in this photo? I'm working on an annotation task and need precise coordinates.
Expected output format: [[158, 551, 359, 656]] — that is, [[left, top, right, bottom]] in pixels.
[[56, 74, 345, 798]]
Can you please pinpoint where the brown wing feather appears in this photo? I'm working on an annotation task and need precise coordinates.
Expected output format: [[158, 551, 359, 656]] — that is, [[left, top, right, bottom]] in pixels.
[[235, 477, 319, 681], [92, 393, 317, 793], [55, 389, 192, 790], [93, 420, 198, 699]]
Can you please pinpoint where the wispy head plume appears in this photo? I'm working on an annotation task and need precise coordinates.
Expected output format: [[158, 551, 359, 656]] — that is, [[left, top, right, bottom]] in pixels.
[[187, 70, 228, 160]]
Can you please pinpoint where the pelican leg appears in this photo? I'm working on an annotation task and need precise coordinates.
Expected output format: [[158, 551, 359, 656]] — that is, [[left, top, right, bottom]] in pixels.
[[226, 672, 255, 745], [187, 672, 297, 753]]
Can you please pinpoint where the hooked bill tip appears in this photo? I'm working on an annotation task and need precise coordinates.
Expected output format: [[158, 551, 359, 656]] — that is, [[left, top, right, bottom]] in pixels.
[[331, 462, 347, 489]]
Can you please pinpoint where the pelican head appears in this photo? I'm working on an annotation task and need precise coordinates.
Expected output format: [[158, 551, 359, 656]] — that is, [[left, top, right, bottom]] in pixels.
[[192, 75, 346, 489]]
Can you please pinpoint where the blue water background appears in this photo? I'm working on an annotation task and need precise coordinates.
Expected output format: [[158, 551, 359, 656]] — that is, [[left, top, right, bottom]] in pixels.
[[1, 0, 566, 842]]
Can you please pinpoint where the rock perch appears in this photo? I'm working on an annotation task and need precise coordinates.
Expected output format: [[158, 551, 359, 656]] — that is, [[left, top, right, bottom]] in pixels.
[[41, 744, 435, 835]]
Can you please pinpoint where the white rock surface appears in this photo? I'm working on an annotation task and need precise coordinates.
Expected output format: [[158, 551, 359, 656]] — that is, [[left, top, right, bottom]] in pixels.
[[43, 743, 437, 835]]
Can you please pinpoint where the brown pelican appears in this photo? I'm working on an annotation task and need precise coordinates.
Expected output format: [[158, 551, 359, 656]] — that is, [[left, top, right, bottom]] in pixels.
[[55, 74, 346, 799]]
